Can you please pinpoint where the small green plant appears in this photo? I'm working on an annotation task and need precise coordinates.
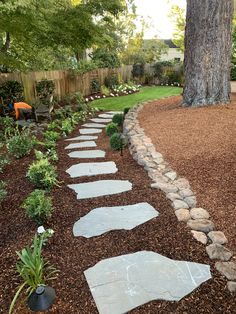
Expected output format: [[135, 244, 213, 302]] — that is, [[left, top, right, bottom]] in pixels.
[[43, 130, 60, 142], [0, 116, 15, 140], [0, 144, 9, 172], [27, 158, 58, 190], [110, 132, 127, 152], [22, 190, 53, 224], [112, 113, 124, 126], [35, 149, 58, 163], [9, 231, 58, 314], [104, 75, 119, 89], [0, 180, 7, 203], [7, 130, 34, 159], [91, 78, 100, 93], [105, 122, 118, 137], [101, 85, 110, 96], [61, 118, 74, 135], [47, 120, 62, 132], [44, 140, 57, 150], [123, 107, 130, 115]]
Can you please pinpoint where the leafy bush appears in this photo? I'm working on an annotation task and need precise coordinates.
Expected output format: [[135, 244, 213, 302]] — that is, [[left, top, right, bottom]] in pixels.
[[27, 158, 58, 190], [104, 75, 119, 89], [22, 190, 53, 224], [0, 116, 15, 140], [35, 149, 58, 163], [110, 133, 127, 151], [124, 107, 130, 115], [43, 140, 57, 150], [36, 79, 55, 102], [0, 144, 9, 172], [132, 63, 145, 78], [0, 180, 7, 203], [91, 79, 100, 93], [92, 48, 121, 68], [0, 80, 24, 102], [9, 232, 58, 314], [70, 59, 99, 75], [43, 130, 60, 142], [7, 130, 35, 159], [47, 120, 62, 132], [61, 118, 74, 135], [112, 113, 124, 126], [105, 122, 118, 137]]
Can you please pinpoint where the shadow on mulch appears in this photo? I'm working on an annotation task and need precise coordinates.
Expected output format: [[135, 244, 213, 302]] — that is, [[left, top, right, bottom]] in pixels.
[[0, 115, 235, 313]]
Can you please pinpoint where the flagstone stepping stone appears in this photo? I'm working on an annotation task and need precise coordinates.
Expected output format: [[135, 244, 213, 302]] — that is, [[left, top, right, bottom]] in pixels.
[[99, 114, 114, 118], [73, 203, 159, 238], [80, 128, 102, 134], [82, 123, 106, 128], [91, 118, 112, 123], [84, 251, 212, 314], [68, 180, 132, 199], [106, 111, 123, 114], [65, 141, 96, 150], [65, 135, 98, 141], [66, 162, 118, 178], [68, 150, 105, 159]]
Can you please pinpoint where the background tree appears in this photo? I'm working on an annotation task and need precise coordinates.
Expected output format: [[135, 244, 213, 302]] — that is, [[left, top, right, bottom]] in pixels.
[[168, 4, 185, 52], [183, 0, 233, 107]]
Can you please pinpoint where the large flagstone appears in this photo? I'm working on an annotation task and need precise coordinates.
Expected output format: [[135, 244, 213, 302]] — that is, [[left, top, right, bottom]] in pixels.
[[82, 123, 106, 128], [99, 114, 114, 119], [73, 203, 159, 238], [80, 128, 102, 134], [68, 180, 132, 199], [65, 135, 98, 141], [65, 141, 96, 150], [68, 150, 105, 159], [91, 118, 112, 123], [84, 251, 212, 314], [66, 162, 117, 178]]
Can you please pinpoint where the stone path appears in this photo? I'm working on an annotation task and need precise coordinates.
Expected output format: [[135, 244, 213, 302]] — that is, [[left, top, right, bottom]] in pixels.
[[64, 111, 212, 313]]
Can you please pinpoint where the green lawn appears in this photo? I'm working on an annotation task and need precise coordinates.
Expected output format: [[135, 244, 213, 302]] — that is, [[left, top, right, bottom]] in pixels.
[[91, 86, 182, 111]]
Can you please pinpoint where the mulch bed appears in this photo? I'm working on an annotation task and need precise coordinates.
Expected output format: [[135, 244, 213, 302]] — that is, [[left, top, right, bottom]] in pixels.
[[0, 112, 235, 313]]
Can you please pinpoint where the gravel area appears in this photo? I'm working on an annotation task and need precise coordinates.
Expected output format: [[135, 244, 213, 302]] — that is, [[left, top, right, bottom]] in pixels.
[[139, 95, 236, 255], [0, 113, 235, 313]]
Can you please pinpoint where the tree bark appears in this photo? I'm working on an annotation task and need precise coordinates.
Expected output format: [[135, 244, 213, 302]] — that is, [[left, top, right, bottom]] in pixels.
[[183, 0, 233, 106]]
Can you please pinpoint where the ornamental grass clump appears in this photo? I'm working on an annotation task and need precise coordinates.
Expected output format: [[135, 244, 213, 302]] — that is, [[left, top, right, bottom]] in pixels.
[[105, 122, 118, 137], [112, 113, 124, 126], [27, 158, 58, 190], [22, 190, 53, 225], [9, 231, 58, 314]]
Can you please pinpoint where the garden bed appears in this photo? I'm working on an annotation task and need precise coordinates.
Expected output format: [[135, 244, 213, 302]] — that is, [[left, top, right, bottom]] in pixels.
[[139, 95, 236, 254], [0, 113, 236, 313]]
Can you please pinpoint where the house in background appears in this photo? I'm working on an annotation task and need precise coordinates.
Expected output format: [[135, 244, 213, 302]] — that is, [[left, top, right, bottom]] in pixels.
[[159, 39, 184, 62]]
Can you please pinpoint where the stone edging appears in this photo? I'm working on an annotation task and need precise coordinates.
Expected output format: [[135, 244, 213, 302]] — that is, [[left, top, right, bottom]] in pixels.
[[123, 99, 236, 292]]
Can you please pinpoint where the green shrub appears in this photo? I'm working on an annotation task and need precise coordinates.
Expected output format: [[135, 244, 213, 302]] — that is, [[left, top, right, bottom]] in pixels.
[[101, 85, 110, 96], [7, 130, 34, 159], [0, 80, 24, 102], [47, 120, 62, 132], [112, 113, 124, 126], [0, 144, 9, 172], [123, 107, 130, 115], [36, 79, 55, 101], [110, 133, 126, 151], [91, 79, 100, 93], [35, 149, 58, 163], [106, 122, 118, 137], [0, 116, 15, 140], [104, 75, 119, 89], [61, 118, 74, 135], [9, 232, 58, 314], [27, 158, 58, 190], [0, 180, 7, 203], [43, 130, 60, 142], [132, 63, 145, 78], [22, 190, 53, 224]]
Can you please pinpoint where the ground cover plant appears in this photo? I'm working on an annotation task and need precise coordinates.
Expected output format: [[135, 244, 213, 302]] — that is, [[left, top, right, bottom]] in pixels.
[[7, 129, 35, 159], [91, 86, 182, 111]]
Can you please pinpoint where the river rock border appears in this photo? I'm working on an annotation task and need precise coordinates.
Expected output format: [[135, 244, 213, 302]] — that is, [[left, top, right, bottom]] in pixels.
[[123, 100, 236, 292]]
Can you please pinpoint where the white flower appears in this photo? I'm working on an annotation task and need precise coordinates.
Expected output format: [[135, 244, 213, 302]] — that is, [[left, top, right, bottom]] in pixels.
[[90, 96, 94, 100], [47, 229, 54, 235], [37, 226, 46, 234], [97, 96, 100, 98], [85, 98, 88, 102], [103, 95, 106, 98], [171, 84, 174, 86]]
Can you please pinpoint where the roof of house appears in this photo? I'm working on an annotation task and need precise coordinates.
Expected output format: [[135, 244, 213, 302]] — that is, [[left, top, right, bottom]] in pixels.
[[163, 39, 178, 48]]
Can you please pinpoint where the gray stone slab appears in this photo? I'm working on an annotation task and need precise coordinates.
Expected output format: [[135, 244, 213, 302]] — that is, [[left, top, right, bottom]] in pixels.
[[68, 150, 105, 159], [80, 128, 102, 134], [84, 251, 212, 314], [82, 123, 106, 128], [99, 114, 114, 118], [65, 135, 98, 141], [68, 180, 132, 199], [73, 203, 159, 238], [65, 141, 97, 150], [90, 118, 112, 123], [106, 111, 123, 114], [66, 162, 118, 178]]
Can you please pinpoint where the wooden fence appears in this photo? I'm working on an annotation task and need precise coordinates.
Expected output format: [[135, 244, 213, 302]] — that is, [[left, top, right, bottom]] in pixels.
[[0, 65, 133, 103]]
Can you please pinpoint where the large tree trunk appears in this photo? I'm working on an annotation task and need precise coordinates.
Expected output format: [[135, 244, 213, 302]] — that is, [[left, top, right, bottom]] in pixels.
[[183, 0, 233, 106]]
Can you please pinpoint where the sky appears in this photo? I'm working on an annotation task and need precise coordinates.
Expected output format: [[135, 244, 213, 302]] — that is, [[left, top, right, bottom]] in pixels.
[[134, 0, 186, 39]]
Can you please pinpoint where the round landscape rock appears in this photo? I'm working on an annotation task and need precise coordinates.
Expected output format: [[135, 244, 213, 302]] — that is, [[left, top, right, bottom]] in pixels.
[[227, 281, 236, 293], [175, 208, 191, 222], [190, 208, 210, 220], [206, 244, 232, 261], [215, 261, 236, 280], [187, 219, 214, 233], [208, 231, 228, 245], [191, 230, 208, 245]]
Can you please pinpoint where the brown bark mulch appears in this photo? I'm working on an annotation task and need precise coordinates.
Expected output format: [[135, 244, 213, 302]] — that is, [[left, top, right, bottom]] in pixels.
[[139, 95, 236, 254], [0, 113, 235, 314]]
